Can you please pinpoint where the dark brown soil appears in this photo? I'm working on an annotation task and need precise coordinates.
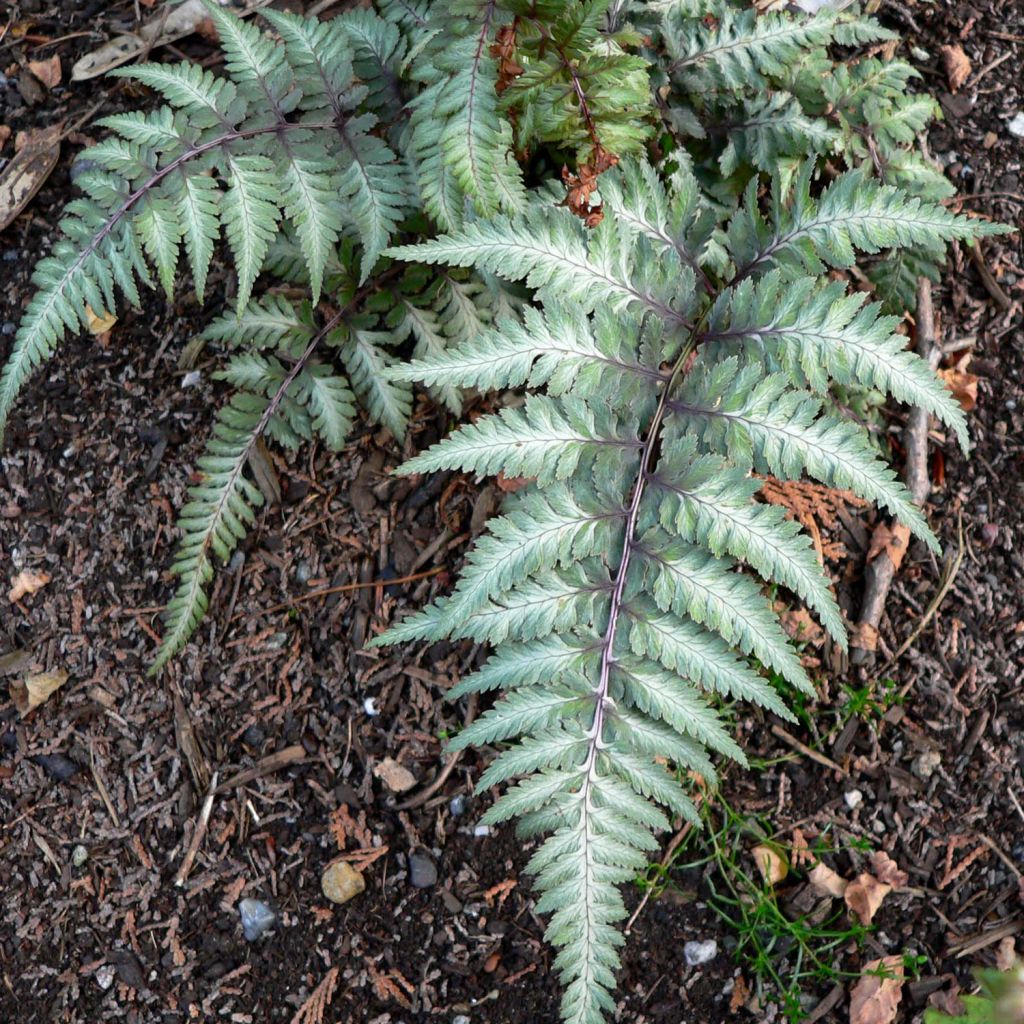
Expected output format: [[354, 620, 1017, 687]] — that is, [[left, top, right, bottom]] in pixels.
[[1, 2, 1022, 1023]]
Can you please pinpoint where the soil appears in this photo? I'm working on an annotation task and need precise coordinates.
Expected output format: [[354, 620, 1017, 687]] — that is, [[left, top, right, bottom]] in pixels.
[[0, 2, 1022, 1023]]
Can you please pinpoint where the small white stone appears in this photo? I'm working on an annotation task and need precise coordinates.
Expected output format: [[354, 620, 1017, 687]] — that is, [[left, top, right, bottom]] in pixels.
[[683, 939, 718, 967], [96, 964, 116, 991], [844, 789, 863, 810], [71, 844, 88, 868], [453, 1017, 471, 1024], [1008, 113, 1024, 138], [363, 697, 379, 716], [473, 824, 490, 837], [181, 370, 202, 388], [911, 750, 941, 781]]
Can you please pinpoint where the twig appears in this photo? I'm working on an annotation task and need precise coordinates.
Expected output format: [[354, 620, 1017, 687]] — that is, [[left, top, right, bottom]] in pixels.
[[623, 818, 696, 934], [770, 723, 848, 776], [89, 742, 121, 828], [175, 770, 219, 887], [851, 278, 938, 665], [215, 744, 306, 792], [241, 566, 443, 619], [969, 240, 1012, 311], [392, 693, 479, 811]]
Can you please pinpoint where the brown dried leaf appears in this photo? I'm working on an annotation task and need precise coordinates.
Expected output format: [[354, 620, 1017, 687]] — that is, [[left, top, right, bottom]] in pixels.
[[8, 569, 51, 603], [27, 55, 61, 89], [938, 368, 979, 412], [808, 862, 849, 899], [844, 872, 891, 925], [939, 44, 972, 92], [72, 0, 274, 80], [753, 844, 789, 886], [372, 757, 417, 794], [866, 522, 910, 570], [996, 936, 1018, 972], [10, 669, 69, 717], [0, 122, 62, 232], [729, 974, 750, 1013], [85, 304, 117, 336], [868, 851, 908, 888], [849, 957, 904, 1024]]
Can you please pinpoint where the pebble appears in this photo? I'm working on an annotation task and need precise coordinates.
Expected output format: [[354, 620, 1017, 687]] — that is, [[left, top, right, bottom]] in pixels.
[[453, 1017, 471, 1024], [683, 939, 718, 966], [31, 752, 80, 782], [322, 860, 366, 905], [181, 369, 202, 388], [449, 794, 467, 818], [96, 964, 116, 991], [408, 852, 438, 889], [238, 898, 277, 941], [71, 844, 88, 868], [473, 824, 490, 838], [363, 697, 379, 716], [912, 750, 941, 781], [1008, 112, 1024, 138], [844, 789, 863, 810]]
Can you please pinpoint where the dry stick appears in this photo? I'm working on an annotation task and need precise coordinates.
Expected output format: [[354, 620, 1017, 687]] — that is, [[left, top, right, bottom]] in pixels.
[[215, 744, 306, 792], [850, 278, 939, 665], [969, 240, 1012, 311], [175, 770, 219, 887]]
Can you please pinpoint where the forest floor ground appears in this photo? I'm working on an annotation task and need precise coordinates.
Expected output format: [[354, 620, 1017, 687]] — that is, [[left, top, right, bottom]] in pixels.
[[1, 1, 1023, 1022]]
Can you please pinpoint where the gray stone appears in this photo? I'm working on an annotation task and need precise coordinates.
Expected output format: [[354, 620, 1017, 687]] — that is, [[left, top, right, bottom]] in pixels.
[[71, 844, 88, 868], [409, 852, 438, 889], [683, 939, 718, 967], [238, 898, 277, 941]]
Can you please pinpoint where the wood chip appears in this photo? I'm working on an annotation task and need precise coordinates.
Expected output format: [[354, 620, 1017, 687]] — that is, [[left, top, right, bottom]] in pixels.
[[0, 123, 62, 232]]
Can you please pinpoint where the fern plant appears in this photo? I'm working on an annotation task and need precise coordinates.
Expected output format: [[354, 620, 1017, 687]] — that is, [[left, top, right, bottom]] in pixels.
[[0, 1, 1010, 1021]]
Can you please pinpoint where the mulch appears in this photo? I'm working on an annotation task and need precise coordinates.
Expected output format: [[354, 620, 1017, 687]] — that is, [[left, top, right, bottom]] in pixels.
[[1, 1, 1022, 1022]]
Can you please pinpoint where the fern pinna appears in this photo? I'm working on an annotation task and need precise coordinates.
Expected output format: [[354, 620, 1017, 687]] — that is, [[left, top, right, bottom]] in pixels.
[[378, 157, 999, 1021]]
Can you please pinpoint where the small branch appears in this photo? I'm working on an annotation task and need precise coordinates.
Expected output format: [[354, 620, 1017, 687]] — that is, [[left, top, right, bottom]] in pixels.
[[215, 745, 306, 792], [175, 770, 219, 887], [850, 278, 938, 665], [969, 240, 1012, 311]]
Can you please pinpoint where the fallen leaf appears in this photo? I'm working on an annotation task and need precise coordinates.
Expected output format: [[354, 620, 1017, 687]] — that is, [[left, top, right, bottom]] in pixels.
[[939, 44, 972, 92], [869, 851, 908, 888], [753, 844, 789, 886], [373, 757, 417, 794], [0, 122, 62, 232], [729, 974, 750, 1013], [85, 304, 117, 336], [72, 0, 274, 80], [849, 956, 904, 1024], [8, 569, 51, 603], [844, 872, 891, 925], [780, 605, 826, 646], [938, 368, 979, 412], [27, 55, 61, 89], [996, 936, 1017, 972], [866, 522, 910, 570], [808, 862, 849, 899], [10, 669, 69, 717]]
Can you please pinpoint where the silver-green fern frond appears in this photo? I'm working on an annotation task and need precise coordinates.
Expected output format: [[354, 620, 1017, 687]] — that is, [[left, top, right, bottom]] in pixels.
[[376, 155, 998, 1022]]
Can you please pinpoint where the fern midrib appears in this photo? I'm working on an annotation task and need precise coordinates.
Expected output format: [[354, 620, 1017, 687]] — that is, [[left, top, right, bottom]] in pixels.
[[465, 0, 500, 191], [577, 330, 698, 821]]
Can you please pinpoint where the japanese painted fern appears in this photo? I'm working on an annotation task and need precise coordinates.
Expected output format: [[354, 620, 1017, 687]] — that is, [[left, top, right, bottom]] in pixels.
[[0, 1, 1010, 1020], [377, 156, 996, 1021]]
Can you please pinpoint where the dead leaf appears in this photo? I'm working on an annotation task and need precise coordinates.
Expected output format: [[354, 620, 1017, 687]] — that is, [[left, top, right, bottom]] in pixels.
[[939, 44, 972, 92], [8, 569, 51, 603], [938, 368, 979, 412], [72, 0, 274, 81], [729, 974, 750, 1013], [779, 606, 826, 647], [247, 439, 281, 505], [996, 936, 1018, 972], [844, 872, 891, 925], [27, 55, 61, 89], [10, 669, 69, 717], [0, 122, 62, 232], [372, 757, 417, 794], [808, 862, 849, 899], [866, 522, 910, 570], [753, 844, 789, 886], [849, 957, 904, 1024], [869, 851, 908, 888], [85, 304, 117, 336]]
